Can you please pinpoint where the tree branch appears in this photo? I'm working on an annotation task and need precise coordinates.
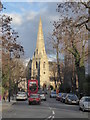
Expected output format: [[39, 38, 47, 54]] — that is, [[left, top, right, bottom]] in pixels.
[[75, 19, 88, 27], [81, 1, 90, 9], [85, 23, 90, 31]]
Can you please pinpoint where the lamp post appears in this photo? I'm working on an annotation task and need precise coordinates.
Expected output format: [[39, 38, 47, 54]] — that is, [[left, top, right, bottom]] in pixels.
[[38, 61, 40, 89], [8, 48, 13, 102]]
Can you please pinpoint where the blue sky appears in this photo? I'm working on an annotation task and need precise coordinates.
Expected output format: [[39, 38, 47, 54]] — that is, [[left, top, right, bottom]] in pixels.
[[2, 2, 64, 62], [3, 2, 47, 14]]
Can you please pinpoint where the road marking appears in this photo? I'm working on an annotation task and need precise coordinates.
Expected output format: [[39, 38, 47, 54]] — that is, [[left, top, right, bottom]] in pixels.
[[52, 110, 55, 115], [48, 116, 52, 119], [52, 115, 55, 119]]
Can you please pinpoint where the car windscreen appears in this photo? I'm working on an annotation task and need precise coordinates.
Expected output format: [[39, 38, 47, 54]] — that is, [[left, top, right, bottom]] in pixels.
[[18, 92, 26, 95], [58, 93, 62, 96], [68, 95, 78, 100], [63, 93, 67, 97], [52, 92, 56, 94], [30, 94, 39, 98], [85, 98, 90, 102]]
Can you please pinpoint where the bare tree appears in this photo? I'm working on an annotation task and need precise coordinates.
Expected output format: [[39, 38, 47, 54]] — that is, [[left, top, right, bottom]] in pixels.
[[0, 12, 24, 94]]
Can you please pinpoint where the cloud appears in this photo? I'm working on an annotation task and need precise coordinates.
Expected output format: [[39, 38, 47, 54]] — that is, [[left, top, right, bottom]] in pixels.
[[5, 13, 22, 26], [25, 11, 38, 21], [3, 2, 59, 60]]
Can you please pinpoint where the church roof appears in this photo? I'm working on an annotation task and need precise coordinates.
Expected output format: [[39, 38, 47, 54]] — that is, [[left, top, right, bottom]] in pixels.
[[36, 17, 45, 52]]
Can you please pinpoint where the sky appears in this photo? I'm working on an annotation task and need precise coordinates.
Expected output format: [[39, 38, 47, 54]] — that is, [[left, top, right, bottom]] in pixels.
[[2, 2, 62, 63]]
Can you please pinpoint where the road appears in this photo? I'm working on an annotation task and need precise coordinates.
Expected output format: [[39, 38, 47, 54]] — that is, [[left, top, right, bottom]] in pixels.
[[2, 94, 89, 119]]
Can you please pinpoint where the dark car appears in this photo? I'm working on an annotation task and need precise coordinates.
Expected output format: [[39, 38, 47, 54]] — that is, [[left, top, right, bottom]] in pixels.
[[28, 94, 41, 105], [56, 93, 63, 101], [61, 93, 67, 103], [65, 94, 79, 105]]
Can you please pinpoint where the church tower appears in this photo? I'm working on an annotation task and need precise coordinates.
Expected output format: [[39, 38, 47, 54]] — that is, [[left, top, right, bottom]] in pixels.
[[31, 17, 49, 87]]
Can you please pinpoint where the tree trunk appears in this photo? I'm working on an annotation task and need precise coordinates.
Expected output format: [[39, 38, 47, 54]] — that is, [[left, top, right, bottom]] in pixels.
[[76, 66, 85, 94]]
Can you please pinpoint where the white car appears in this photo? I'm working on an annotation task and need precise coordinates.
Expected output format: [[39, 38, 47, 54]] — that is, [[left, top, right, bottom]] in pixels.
[[38, 91, 46, 101], [40, 93, 46, 101], [79, 96, 90, 112], [16, 92, 27, 101]]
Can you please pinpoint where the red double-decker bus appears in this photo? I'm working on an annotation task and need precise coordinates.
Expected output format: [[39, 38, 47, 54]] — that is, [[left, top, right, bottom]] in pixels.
[[28, 80, 38, 97]]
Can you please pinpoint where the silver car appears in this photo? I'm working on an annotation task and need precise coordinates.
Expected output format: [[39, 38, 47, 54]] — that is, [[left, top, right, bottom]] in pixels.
[[16, 92, 27, 101], [38, 91, 46, 101], [79, 96, 90, 112], [50, 91, 57, 98]]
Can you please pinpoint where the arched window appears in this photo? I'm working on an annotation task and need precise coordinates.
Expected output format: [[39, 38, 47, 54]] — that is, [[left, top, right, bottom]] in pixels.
[[43, 62, 45, 68], [37, 49, 38, 54], [36, 61, 38, 68]]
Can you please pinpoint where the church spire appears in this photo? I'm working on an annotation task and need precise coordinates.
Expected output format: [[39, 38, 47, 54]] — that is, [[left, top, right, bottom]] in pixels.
[[36, 17, 45, 53]]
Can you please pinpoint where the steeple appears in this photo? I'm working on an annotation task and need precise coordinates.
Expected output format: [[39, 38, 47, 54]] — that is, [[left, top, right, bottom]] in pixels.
[[36, 17, 45, 54], [31, 17, 49, 87]]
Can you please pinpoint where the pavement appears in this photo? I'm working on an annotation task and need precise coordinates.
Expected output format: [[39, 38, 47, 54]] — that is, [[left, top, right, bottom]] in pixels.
[[2, 99, 16, 111], [0, 101, 2, 120]]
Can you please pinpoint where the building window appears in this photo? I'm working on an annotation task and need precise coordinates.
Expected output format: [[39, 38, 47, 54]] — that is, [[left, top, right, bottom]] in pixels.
[[37, 49, 38, 54], [44, 72, 45, 74], [36, 61, 38, 68], [43, 62, 45, 68]]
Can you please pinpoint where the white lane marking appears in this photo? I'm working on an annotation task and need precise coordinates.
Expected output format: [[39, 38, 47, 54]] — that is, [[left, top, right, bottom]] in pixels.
[[52, 110, 55, 115], [52, 115, 55, 119], [48, 116, 52, 119]]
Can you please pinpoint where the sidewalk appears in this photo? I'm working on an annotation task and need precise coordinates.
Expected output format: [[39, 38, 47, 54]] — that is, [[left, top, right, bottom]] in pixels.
[[2, 99, 16, 111]]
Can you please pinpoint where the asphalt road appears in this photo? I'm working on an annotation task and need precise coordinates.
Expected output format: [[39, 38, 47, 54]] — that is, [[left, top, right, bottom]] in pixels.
[[2, 94, 89, 119]]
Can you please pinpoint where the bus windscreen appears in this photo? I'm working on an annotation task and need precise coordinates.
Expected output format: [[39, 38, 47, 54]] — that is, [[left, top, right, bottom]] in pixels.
[[29, 82, 37, 92]]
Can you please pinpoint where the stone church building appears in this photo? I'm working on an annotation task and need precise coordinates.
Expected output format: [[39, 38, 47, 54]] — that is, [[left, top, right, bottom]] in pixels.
[[31, 17, 50, 87]]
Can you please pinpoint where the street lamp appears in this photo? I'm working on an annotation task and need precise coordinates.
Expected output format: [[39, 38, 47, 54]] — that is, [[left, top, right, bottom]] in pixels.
[[8, 48, 13, 102]]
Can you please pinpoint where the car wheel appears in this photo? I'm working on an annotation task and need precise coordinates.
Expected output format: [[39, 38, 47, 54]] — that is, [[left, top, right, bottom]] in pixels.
[[65, 100, 67, 104], [29, 102, 31, 105], [79, 106, 81, 110], [82, 105, 85, 112], [62, 100, 64, 103], [38, 102, 41, 105]]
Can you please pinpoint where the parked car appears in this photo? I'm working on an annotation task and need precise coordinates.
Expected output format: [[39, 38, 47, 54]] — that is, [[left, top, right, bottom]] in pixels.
[[65, 93, 79, 105], [16, 92, 27, 101], [56, 93, 63, 101], [79, 96, 90, 112], [38, 91, 46, 101], [50, 91, 57, 98], [61, 93, 67, 103], [28, 94, 41, 105]]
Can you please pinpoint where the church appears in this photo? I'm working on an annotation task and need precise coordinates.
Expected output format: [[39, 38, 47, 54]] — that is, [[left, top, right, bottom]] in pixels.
[[30, 17, 50, 88]]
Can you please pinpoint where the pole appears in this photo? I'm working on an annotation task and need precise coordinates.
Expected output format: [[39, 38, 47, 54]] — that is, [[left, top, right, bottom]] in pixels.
[[8, 50, 11, 102], [38, 61, 40, 89]]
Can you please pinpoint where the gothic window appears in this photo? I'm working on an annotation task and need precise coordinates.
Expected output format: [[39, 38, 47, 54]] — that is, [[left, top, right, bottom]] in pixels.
[[43, 62, 45, 68], [36, 61, 38, 69], [34, 51, 35, 56], [37, 49, 38, 54]]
